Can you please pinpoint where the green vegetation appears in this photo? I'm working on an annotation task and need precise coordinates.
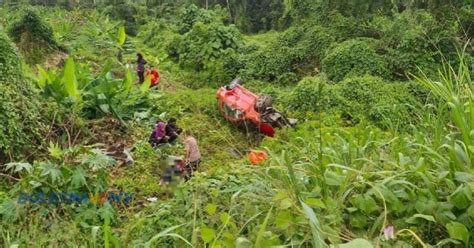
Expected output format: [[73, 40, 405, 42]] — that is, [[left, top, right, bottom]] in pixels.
[[0, 31, 44, 162], [0, 1, 473, 247], [167, 5, 243, 86], [285, 75, 419, 129], [8, 10, 63, 64], [322, 39, 389, 81]]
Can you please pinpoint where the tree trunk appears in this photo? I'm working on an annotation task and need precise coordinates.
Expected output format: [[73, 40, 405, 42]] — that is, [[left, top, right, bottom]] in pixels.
[[226, 0, 232, 20]]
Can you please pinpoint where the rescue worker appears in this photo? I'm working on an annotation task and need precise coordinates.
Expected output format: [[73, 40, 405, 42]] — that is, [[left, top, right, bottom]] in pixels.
[[165, 118, 183, 143], [149, 121, 169, 147], [183, 130, 201, 181], [136, 53, 147, 83]]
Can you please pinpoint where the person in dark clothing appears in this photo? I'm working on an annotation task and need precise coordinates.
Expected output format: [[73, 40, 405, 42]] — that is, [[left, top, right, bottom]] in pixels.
[[165, 118, 183, 143], [160, 156, 185, 186], [159, 165, 182, 185], [136, 53, 147, 83]]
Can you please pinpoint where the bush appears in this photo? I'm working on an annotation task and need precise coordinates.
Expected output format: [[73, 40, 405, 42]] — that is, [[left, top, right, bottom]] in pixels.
[[323, 11, 374, 39], [241, 25, 335, 82], [176, 4, 217, 34], [369, 10, 461, 78], [0, 31, 44, 162], [285, 75, 419, 129], [221, 52, 246, 81], [8, 10, 62, 64], [175, 22, 241, 69], [241, 46, 294, 82], [322, 38, 389, 82], [459, 6, 474, 41], [167, 11, 243, 85], [286, 76, 339, 113], [276, 72, 298, 85], [138, 20, 175, 54], [34, 58, 152, 122], [333, 76, 418, 129], [293, 25, 335, 63], [386, 12, 439, 77]]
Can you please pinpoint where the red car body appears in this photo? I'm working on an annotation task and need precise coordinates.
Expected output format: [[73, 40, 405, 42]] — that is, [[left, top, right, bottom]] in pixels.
[[216, 84, 276, 137]]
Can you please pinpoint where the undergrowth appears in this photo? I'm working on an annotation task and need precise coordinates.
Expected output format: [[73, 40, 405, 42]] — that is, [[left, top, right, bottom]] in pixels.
[[0, 3, 473, 247]]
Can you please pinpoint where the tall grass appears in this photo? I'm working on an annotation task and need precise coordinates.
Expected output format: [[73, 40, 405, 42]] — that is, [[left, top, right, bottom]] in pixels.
[[414, 55, 473, 170], [261, 57, 473, 246]]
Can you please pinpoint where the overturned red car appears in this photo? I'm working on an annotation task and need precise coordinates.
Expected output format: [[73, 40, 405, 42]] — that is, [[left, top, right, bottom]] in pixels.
[[216, 79, 296, 137]]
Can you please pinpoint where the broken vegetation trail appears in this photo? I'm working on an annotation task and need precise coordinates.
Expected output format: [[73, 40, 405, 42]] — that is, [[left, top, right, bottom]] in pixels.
[[109, 74, 259, 205]]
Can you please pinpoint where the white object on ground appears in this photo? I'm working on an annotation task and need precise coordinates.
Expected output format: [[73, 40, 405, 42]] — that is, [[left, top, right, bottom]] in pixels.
[[167, 155, 183, 166], [124, 149, 134, 165]]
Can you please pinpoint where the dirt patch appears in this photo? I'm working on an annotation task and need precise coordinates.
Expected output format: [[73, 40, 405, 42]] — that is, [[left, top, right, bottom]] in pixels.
[[43, 51, 68, 70], [86, 117, 135, 165]]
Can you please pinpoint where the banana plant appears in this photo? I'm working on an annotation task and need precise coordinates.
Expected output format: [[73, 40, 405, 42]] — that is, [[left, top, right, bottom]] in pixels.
[[35, 57, 83, 111], [34, 58, 150, 122], [107, 24, 127, 63]]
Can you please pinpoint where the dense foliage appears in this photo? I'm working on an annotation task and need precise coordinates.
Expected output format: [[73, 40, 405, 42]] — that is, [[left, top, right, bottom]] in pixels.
[[322, 39, 389, 82], [165, 4, 243, 86], [34, 58, 152, 122], [0, 1, 473, 247], [0, 31, 44, 162], [286, 75, 419, 129], [8, 10, 62, 64], [239, 25, 335, 83], [104, 2, 142, 36]]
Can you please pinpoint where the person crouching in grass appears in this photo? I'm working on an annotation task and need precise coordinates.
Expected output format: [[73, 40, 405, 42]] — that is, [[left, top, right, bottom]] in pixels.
[[183, 130, 201, 181]]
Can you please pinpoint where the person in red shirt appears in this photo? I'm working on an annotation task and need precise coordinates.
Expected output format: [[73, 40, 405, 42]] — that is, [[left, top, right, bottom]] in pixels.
[[146, 66, 160, 87]]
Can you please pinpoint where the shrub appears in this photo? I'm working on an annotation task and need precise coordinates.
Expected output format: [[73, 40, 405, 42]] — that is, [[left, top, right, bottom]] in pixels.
[[167, 15, 243, 85], [323, 11, 374, 39], [276, 72, 298, 85], [459, 6, 474, 40], [293, 25, 335, 63], [177, 4, 216, 34], [221, 52, 246, 81], [382, 11, 440, 78], [177, 22, 242, 69], [370, 10, 461, 78], [0, 32, 22, 82], [322, 38, 389, 82], [241, 25, 335, 82], [0, 31, 44, 162], [241, 46, 294, 82], [138, 20, 175, 54], [286, 75, 419, 129], [286, 76, 339, 114], [333, 76, 418, 129], [8, 10, 62, 64]]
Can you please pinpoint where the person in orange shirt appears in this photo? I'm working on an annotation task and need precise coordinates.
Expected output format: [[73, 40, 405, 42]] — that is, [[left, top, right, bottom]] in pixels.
[[146, 66, 160, 87]]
